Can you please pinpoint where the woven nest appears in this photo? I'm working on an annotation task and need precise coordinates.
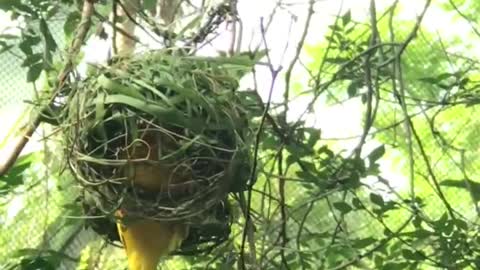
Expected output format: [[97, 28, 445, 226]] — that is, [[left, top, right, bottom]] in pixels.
[[58, 49, 260, 253]]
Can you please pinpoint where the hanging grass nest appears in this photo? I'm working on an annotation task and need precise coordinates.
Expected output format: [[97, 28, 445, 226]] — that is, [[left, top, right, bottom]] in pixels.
[[58, 49, 262, 253]]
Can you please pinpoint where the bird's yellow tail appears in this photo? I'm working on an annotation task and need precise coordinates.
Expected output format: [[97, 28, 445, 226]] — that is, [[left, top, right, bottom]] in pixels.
[[117, 211, 188, 270]]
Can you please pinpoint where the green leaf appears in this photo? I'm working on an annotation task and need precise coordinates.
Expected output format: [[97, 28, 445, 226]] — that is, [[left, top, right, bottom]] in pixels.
[[342, 10, 352, 26], [304, 127, 321, 148], [373, 255, 384, 267], [21, 53, 43, 67], [412, 216, 422, 228], [286, 154, 297, 168], [130, 77, 174, 105], [184, 50, 266, 67], [143, 0, 157, 11], [440, 179, 480, 201], [26, 62, 43, 82], [399, 229, 432, 240], [454, 219, 468, 231], [19, 258, 55, 270], [102, 94, 170, 114], [333, 201, 353, 214], [368, 145, 385, 164], [0, 33, 18, 40], [13, 248, 70, 269], [19, 38, 35, 55], [381, 262, 409, 270], [328, 24, 342, 32], [325, 57, 349, 64], [361, 93, 367, 103], [39, 17, 57, 52], [370, 193, 384, 207], [434, 212, 449, 227], [14, 3, 36, 16], [1, 153, 37, 189], [97, 74, 145, 100], [352, 197, 364, 209], [262, 133, 281, 150], [418, 72, 453, 84], [352, 237, 377, 249], [401, 249, 424, 261], [45, 4, 60, 19], [0, 0, 16, 10], [347, 79, 361, 98], [99, 94, 215, 131], [64, 11, 81, 37]]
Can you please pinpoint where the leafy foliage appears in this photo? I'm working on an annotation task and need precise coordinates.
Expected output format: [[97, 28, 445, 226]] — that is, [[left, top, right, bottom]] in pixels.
[[1, 0, 480, 269], [0, 152, 37, 193]]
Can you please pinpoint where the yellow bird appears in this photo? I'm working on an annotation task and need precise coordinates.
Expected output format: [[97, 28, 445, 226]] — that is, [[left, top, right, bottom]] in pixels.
[[110, 1, 191, 267], [116, 211, 188, 270], [116, 130, 190, 270]]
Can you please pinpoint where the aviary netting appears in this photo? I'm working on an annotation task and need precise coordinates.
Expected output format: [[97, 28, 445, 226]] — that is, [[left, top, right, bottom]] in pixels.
[[4, 0, 480, 269]]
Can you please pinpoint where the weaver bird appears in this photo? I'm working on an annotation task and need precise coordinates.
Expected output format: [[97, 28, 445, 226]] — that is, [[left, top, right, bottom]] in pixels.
[[116, 129, 190, 270], [101, 0, 191, 267]]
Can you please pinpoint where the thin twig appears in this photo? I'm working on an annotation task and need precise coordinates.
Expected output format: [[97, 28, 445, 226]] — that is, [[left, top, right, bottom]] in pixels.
[[377, 0, 432, 68], [240, 18, 281, 270], [448, 0, 480, 39], [354, 0, 380, 159]]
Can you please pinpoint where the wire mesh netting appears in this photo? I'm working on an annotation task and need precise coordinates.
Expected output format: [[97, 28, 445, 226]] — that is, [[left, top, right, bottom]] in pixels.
[[0, 59, 32, 110], [0, 18, 129, 269], [1, 1, 480, 270]]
